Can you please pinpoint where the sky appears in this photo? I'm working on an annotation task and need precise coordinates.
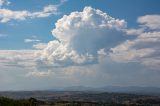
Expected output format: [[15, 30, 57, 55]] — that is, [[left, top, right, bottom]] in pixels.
[[0, 0, 160, 91]]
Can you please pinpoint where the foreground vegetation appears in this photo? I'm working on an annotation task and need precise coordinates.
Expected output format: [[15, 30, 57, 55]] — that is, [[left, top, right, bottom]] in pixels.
[[1, 92, 160, 106], [0, 97, 42, 106], [1, 97, 160, 106]]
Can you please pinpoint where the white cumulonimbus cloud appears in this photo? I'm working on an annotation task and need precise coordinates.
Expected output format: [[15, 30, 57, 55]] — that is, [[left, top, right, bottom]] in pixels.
[[37, 6, 127, 67]]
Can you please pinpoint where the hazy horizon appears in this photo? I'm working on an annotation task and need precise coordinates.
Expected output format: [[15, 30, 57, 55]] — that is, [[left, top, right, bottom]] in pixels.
[[0, 0, 160, 91]]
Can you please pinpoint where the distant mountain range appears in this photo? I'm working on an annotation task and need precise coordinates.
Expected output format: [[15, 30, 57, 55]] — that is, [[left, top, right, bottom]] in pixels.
[[0, 86, 160, 98], [59, 86, 160, 96]]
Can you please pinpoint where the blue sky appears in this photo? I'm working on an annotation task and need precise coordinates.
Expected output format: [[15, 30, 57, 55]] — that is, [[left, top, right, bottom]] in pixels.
[[1, 0, 160, 49], [0, 0, 160, 90]]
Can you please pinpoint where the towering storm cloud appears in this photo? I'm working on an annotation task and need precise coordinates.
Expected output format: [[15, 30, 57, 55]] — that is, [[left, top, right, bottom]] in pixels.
[[38, 7, 127, 67]]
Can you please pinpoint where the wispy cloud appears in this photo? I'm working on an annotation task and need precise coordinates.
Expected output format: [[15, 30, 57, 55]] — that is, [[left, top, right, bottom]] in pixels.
[[0, 50, 37, 68], [33, 43, 47, 50], [24, 39, 41, 43], [0, 5, 57, 23], [110, 15, 160, 69], [0, 0, 10, 8], [0, 0, 67, 23], [0, 33, 7, 37], [26, 70, 52, 77], [137, 15, 160, 30], [24, 36, 41, 43]]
